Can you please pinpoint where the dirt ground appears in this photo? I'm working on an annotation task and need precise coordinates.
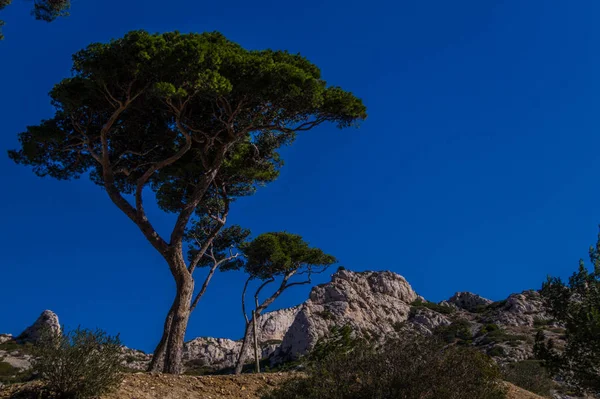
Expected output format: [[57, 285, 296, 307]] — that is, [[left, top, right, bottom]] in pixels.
[[1, 372, 545, 399]]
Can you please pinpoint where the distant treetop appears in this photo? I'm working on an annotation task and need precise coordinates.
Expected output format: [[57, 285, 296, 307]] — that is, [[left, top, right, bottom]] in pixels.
[[0, 0, 70, 40]]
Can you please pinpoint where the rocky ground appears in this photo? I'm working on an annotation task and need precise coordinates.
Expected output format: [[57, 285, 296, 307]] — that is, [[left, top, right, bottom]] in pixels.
[[0, 372, 544, 399]]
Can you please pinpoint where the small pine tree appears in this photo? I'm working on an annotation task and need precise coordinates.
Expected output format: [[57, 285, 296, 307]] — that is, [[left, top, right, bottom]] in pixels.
[[534, 228, 600, 395]]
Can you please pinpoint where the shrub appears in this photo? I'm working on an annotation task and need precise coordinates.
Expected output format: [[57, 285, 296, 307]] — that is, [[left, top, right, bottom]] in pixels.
[[533, 317, 551, 328], [488, 300, 507, 310], [411, 299, 455, 315], [308, 325, 361, 363], [262, 335, 507, 399], [502, 360, 556, 397], [487, 346, 505, 357], [0, 340, 34, 355], [480, 329, 527, 345], [479, 323, 500, 335], [435, 319, 473, 344], [472, 304, 489, 313], [32, 327, 123, 399]]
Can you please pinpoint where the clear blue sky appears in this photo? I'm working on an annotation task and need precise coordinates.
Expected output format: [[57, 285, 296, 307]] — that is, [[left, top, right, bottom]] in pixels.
[[1, 0, 600, 352]]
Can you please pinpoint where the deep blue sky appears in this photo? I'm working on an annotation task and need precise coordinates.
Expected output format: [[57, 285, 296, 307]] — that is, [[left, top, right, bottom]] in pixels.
[[1, 0, 600, 352]]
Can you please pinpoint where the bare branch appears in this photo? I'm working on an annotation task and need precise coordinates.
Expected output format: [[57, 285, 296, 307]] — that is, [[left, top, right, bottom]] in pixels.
[[254, 277, 275, 310], [93, 90, 169, 256], [255, 270, 298, 315], [189, 252, 238, 312], [242, 276, 252, 325]]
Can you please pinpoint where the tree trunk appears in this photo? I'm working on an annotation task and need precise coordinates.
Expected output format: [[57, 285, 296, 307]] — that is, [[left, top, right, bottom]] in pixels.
[[234, 321, 254, 375], [147, 300, 175, 372], [252, 310, 260, 373], [161, 253, 194, 375]]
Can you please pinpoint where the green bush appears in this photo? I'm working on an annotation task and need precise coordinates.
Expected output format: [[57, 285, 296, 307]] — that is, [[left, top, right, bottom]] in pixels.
[[533, 318, 551, 328], [0, 340, 34, 354], [487, 300, 507, 310], [487, 346, 505, 357], [479, 323, 500, 335], [502, 360, 555, 397], [0, 360, 32, 386], [262, 335, 506, 399], [32, 327, 123, 399], [480, 329, 527, 345], [411, 299, 455, 315], [435, 320, 473, 344]]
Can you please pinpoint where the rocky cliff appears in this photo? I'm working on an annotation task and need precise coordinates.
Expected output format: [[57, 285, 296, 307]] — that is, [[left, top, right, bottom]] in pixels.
[[1, 270, 559, 374]]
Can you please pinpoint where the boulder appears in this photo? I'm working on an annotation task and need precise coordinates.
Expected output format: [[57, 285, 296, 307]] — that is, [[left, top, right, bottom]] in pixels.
[[16, 310, 60, 343]]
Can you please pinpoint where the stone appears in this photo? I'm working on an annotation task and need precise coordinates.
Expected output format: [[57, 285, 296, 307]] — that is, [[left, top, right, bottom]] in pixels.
[[16, 310, 60, 343], [0, 334, 13, 344], [447, 292, 492, 312], [275, 270, 418, 361]]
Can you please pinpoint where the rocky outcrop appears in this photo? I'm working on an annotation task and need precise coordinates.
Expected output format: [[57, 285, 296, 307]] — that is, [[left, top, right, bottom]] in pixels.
[[16, 310, 60, 343], [275, 270, 418, 361], [183, 337, 241, 370], [0, 335, 12, 345], [487, 290, 550, 327], [408, 308, 452, 334], [180, 306, 300, 371], [1, 271, 558, 376], [446, 292, 493, 312], [258, 306, 300, 343]]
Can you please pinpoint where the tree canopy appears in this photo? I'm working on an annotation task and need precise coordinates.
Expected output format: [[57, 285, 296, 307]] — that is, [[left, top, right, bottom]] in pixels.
[[9, 30, 366, 253], [535, 229, 600, 395], [242, 232, 337, 281], [0, 0, 70, 40]]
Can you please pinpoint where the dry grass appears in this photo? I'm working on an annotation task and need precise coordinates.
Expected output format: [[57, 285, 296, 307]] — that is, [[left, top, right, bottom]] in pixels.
[[0, 372, 545, 399]]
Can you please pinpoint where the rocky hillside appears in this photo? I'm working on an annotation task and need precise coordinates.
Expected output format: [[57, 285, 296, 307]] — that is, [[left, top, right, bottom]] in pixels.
[[1, 269, 563, 375]]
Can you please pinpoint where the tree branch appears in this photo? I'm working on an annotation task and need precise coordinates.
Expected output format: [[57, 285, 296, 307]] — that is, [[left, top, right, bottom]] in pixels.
[[254, 277, 275, 310], [134, 117, 193, 240], [187, 184, 230, 274], [169, 145, 229, 247], [242, 276, 252, 325], [94, 97, 169, 255], [256, 270, 298, 315], [189, 252, 238, 312]]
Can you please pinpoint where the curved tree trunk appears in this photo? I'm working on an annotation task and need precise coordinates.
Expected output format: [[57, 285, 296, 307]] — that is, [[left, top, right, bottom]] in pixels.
[[147, 301, 175, 372], [234, 321, 254, 375], [162, 264, 194, 374]]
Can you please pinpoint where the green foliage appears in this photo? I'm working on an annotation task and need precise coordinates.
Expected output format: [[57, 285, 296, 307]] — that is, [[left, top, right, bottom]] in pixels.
[[308, 325, 361, 363], [435, 319, 473, 344], [316, 310, 335, 320], [502, 360, 556, 397], [33, 0, 70, 21], [0, 340, 34, 354], [472, 304, 489, 313], [487, 300, 508, 310], [241, 232, 336, 280], [480, 329, 527, 346], [533, 317, 551, 328], [0, 0, 69, 40], [534, 228, 600, 395], [479, 323, 500, 334], [186, 219, 250, 271], [487, 346, 505, 357], [32, 327, 123, 399], [410, 299, 455, 315], [0, 360, 33, 386], [262, 335, 507, 399], [9, 30, 367, 215]]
